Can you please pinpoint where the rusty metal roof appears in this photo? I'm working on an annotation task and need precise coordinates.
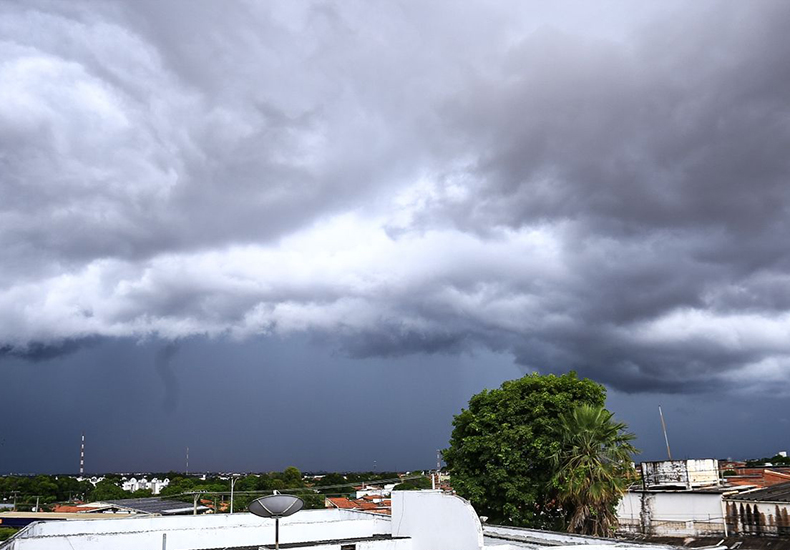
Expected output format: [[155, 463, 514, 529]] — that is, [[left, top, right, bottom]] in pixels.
[[726, 481, 790, 503]]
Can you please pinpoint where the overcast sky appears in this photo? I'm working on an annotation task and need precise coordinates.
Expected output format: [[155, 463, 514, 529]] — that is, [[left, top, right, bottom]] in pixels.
[[2, 0, 790, 474]]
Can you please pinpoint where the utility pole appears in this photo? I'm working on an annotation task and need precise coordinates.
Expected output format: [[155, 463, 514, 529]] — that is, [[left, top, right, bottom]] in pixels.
[[11, 491, 19, 512], [193, 492, 200, 515], [658, 405, 672, 460]]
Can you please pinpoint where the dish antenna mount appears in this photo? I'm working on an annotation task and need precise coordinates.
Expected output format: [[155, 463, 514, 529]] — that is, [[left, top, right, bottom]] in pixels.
[[249, 494, 304, 550]]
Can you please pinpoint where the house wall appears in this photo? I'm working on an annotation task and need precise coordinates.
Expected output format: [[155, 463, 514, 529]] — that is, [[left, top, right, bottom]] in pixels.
[[725, 500, 790, 536], [617, 491, 726, 537]]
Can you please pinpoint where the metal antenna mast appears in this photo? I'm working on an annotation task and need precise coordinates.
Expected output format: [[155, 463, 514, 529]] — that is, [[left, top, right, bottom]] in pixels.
[[80, 432, 85, 476], [658, 405, 673, 460], [186, 447, 189, 475]]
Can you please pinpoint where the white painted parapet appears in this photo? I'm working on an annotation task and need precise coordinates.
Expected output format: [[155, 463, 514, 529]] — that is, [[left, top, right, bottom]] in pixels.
[[391, 490, 483, 550], [2, 509, 392, 550]]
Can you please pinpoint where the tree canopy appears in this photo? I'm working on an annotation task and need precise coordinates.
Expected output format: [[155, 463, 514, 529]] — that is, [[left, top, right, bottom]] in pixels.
[[443, 372, 611, 528], [552, 404, 638, 535], [392, 475, 432, 491]]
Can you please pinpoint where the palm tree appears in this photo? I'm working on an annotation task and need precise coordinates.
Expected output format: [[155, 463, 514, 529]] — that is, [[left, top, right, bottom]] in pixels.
[[552, 404, 638, 536]]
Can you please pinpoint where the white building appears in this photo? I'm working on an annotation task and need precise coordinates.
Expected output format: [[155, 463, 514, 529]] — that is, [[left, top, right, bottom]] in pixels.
[[355, 485, 390, 500], [617, 486, 736, 537], [120, 477, 169, 495], [1, 491, 689, 550], [618, 459, 757, 538]]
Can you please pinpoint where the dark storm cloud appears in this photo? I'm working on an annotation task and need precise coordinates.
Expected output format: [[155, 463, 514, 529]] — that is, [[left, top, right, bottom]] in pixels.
[[0, 338, 99, 362], [2, 0, 790, 394]]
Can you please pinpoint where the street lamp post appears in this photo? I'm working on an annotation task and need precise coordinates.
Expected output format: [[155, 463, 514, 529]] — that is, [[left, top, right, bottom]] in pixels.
[[230, 476, 241, 514]]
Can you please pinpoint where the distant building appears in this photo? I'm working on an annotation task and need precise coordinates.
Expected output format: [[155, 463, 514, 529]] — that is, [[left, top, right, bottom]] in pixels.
[[354, 485, 388, 499], [120, 477, 169, 495], [718, 460, 746, 472], [726, 468, 790, 488]]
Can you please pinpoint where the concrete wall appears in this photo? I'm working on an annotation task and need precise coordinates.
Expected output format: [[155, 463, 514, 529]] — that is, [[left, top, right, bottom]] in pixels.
[[617, 490, 727, 537], [2, 509, 392, 550], [641, 459, 719, 489], [391, 491, 482, 550], [725, 499, 790, 536]]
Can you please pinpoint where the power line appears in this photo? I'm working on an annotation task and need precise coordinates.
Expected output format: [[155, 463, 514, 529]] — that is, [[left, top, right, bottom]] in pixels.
[[173, 474, 426, 498]]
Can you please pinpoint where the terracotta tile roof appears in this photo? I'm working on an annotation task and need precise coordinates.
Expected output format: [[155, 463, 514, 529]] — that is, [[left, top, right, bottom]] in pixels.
[[51, 505, 102, 513], [325, 497, 391, 513], [326, 497, 357, 509], [726, 469, 790, 488], [353, 500, 379, 510]]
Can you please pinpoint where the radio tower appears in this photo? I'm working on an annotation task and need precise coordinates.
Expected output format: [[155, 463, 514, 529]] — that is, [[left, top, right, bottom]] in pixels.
[[186, 447, 189, 475], [80, 432, 85, 476]]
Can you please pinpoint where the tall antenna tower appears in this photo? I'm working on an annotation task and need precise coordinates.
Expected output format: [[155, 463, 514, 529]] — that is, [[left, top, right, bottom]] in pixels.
[[436, 449, 441, 471], [80, 432, 85, 476], [186, 446, 189, 475], [658, 405, 673, 460]]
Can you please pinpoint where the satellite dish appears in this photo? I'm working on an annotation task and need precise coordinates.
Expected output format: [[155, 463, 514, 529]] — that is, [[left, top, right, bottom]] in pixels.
[[249, 494, 304, 518], [249, 495, 304, 550]]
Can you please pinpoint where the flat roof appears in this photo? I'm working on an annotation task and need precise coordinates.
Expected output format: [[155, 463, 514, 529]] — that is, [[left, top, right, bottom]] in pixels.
[[203, 534, 405, 550], [0, 512, 136, 520]]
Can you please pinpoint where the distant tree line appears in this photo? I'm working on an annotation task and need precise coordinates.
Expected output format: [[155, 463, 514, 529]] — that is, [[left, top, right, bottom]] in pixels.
[[745, 454, 790, 467], [0, 467, 429, 513]]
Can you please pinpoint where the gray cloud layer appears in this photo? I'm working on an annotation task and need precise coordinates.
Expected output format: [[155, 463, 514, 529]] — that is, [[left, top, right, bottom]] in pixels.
[[2, 0, 790, 394]]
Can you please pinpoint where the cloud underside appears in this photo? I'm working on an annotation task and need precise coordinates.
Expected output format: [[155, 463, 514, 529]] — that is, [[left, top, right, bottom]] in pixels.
[[2, 0, 790, 393]]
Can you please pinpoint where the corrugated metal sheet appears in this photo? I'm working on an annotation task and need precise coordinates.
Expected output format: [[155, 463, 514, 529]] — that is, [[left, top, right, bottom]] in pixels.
[[728, 481, 790, 503], [104, 497, 209, 514]]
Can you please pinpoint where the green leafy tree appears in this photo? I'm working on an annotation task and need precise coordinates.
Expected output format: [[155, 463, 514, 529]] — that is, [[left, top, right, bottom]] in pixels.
[[551, 404, 638, 535], [314, 473, 353, 496], [0, 527, 20, 542], [443, 372, 606, 528], [89, 479, 127, 501], [392, 476, 432, 491]]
